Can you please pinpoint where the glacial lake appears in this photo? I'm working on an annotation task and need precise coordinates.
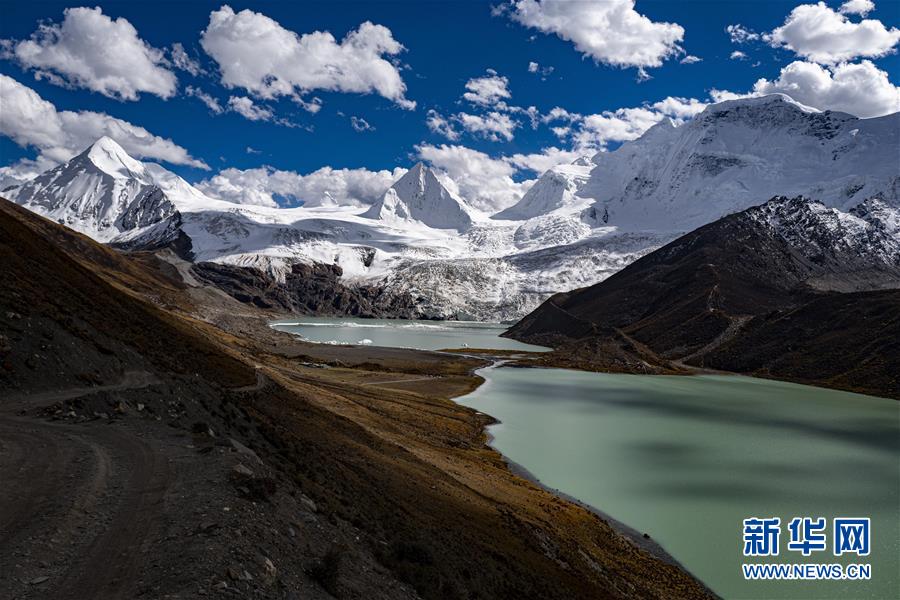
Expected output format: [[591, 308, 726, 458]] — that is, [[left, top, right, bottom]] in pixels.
[[270, 317, 544, 352], [273, 317, 900, 599]]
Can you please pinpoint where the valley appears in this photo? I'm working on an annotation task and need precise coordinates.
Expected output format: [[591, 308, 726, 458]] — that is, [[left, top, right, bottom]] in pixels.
[[0, 198, 714, 599]]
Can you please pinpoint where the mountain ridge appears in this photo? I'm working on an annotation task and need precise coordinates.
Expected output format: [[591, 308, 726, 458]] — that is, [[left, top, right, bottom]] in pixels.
[[6, 94, 899, 320]]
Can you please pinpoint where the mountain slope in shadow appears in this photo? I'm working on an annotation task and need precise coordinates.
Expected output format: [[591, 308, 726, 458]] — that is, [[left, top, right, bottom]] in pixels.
[[505, 196, 900, 398]]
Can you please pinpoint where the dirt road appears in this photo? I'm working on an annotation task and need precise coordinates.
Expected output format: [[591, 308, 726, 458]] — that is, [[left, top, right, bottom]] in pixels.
[[0, 372, 181, 600]]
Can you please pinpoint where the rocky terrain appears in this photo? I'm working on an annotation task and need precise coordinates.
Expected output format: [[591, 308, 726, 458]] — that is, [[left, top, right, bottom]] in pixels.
[[191, 261, 422, 318], [0, 197, 714, 599], [505, 196, 900, 399]]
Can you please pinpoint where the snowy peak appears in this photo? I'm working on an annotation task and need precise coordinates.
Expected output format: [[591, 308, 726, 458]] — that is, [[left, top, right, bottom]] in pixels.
[[494, 160, 593, 221], [82, 136, 147, 180], [5, 137, 175, 242], [580, 94, 900, 232], [364, 162, 473, 231]]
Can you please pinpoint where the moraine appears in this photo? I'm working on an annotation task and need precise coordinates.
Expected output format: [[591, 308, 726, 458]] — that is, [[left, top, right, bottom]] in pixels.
[[275, 317, 899, 600]]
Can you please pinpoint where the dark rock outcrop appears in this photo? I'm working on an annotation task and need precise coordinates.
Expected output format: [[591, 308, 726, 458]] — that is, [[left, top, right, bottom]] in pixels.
[[191, 261, 423, 319]]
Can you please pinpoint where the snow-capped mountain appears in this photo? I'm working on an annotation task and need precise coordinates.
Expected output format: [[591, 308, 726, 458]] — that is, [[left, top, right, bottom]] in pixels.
[[364, 162, 474, 232], [5, 137, 177, 243], [4, 95, 898, 321], [580, 94, 899, 231], [494, 160, 593, 221]]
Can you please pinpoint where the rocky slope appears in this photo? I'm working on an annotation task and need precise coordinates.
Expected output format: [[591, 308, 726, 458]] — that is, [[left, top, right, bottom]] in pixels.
[[191, 260, 422, 318], [505, 196, 900, 398]]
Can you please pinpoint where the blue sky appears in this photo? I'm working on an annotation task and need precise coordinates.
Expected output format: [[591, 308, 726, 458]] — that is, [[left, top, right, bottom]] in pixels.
[[1, 1, 898, 209]]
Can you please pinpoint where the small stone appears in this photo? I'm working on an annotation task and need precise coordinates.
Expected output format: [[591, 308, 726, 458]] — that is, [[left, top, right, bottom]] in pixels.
[[232, 463, 253, 478], [229, 438, 263, 465], [198, 521, 218, 533], [30, 576, 49, 585], [263, 557, 276, 580], [212, 581, 228, 590], [299, 495, 317, 513]]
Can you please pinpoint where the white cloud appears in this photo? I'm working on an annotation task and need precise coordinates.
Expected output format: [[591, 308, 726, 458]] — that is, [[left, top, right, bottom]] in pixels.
[[186, 86, 223, 113], [456, 112, 518, 141], [246, 146, 261, 154], [295, 96, 323, 114], [462, 70, 511, 107], [200, 5, 414, 108], [731, 50, 748, 60], [650, 96, 707, 118], [197, 165, 403, 207], [502, 0, 684, 70], [2, 6, 176, 101], [527, 60, 555, 77], [541, 106, 582, 123], [227, 96, 273, 121], [505, 147, 583, 174], [752, 60, 900, 118], [170, 42, 203, 76], [839, 0, 875, 16], [426, 110, 461, 141], [679, 54, 702, 64], [767, 2, 900, 64], [0, 74, 208, 170], [350, 116, 374, 132], [726, 24, 760, 44], [416, 143, 530, 212], [545, 95, 708, 152]]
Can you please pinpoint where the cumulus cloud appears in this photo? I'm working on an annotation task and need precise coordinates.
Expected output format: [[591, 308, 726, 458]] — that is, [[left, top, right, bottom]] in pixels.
[[462, 70, 511, 107], [501, 0, 684, 71], [731, 50, 748, 60], [426, 110, 461, 140], [170, 42, 203, 76], [186, 86, 223, 113], [455, 112, 518, 141], [350, 116, 374, 132], [505, 147, 584, 174], [197, 165, 404, 207], [679, 55, 702, 64], [0, 74, 208, 170], [726, 24, 760, 44], [767, 2, 900, 64], [227, 96, 273, 121], [544, 95, 708, 152], [2, 6, 177, 101], [200, 5, 414, 108], [752, 60, 900, 118], [416, 143, 530, 212], [839, 0, 875, 16]]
